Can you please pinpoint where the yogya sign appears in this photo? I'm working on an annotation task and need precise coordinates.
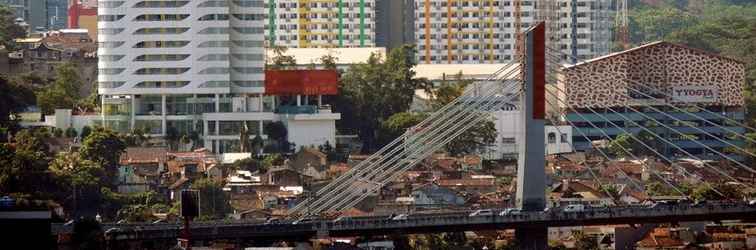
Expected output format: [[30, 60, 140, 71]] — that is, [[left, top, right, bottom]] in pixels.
[[671, 86, 719, 103]]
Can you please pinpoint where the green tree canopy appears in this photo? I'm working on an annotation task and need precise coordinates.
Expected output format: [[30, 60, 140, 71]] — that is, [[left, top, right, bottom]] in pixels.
[[191, 178, 231, 220], [0, 76, 34, 128], [36, 63, 84, 114], [79, 127, 126, 186], [0, 5, 26, 49]]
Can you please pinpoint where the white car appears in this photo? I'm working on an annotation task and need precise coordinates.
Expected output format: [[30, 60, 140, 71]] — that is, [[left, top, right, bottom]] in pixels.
[[563, 204, 585, 212], [469, 209, 494, 217], [499, 208, 522, 216], [392, 214, 409, 220]]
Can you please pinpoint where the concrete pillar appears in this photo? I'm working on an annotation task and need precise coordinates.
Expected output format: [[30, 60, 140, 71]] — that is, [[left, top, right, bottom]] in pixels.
[[130, 95, 136, 131], [161, 94, 167, 136], [215, 94, 221, 113], [515, 22, 548, 250], [258, 94, 264, 112], [296, 95, 302, 106], [318, 95, 323, 107]]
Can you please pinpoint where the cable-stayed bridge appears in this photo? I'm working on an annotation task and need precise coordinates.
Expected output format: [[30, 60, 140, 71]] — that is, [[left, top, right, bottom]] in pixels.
[[62, 23, 756, 249]]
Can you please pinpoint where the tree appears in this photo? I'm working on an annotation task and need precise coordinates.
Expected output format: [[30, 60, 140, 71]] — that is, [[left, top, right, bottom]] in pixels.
[[333, 45, 431, 151], [165, 126, 179, 150], [0, 5, 26, 49], [71, 218, 104, 250], [191, 178, 231, 220], [573, 230, 599, 250], [65, 127, 78, 138], [36, 63, 83, 114], [80, 125, 92, 139], [444, 119, 497, 156], [251, 134, 264, 155], [319, 53, 339, 71], [79, 127, 126, 186], [264, 121, 288, 152], [49, 151, 103, 217], [0, 143, 50, 195], [231, 157, 266, 174], [379, 112, 428, 146], [267, 46, 297, 70], [691, 183, 745, 201], [0, 76, 34, 128]]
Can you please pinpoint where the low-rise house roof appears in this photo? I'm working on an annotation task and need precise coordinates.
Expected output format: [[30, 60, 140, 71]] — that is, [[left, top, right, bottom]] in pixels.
[[120, 147, 169, 165]]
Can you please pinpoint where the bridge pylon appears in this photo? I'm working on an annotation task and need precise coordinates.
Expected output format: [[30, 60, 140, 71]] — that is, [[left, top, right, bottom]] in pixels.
[[515, 21, 548, 250]]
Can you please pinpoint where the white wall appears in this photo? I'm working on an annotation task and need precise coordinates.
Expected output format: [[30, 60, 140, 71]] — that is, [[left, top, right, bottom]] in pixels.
[[546, 125, 573, 155], [284, 119, 337, 149]]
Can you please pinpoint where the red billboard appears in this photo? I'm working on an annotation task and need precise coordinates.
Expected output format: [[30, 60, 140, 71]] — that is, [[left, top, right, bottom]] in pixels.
[[265, 70, 339, 95]]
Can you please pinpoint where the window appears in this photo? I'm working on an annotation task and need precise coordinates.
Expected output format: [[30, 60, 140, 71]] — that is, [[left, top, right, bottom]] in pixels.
[[232, 14, 264, 21], [98, 28, 124, 35], [231, 53, 263, 61], [198, 27, 229, 34], [98, 15, 125, 22], [99, 55, 125, 62], [133, 28, 189, 35], [99, 68, 125, 75], [199, 81, 231, 88], [197, 54, 229, 61], [198, 67, 230, 75], [198, 41, 230, 48], [198, 0, 227, 7], [198, 14, 229, 21], [134, 1, 189, 8], [231, 27, 263, 34], [97, 42, 124, 49], [233, 81, 264, 88], [560, 133, 569, 143], [231, 40, 263, 47], [98, 81, 126, 88], [99, 1, 125, 8], [133, 41, 190, 48], [134, 68, 190, 75], [135, 81, 190, 88], [134, 14, 190, 22], [232, 0, 264, 7], [134, 54, 190, 61], [548, 132, 557, 144], [232, 67, 263, 74]]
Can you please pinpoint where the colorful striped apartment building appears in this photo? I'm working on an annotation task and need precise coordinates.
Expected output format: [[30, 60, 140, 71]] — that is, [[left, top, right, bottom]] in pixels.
[[414, 0, 613, 64], [264, 0, 376, 48]]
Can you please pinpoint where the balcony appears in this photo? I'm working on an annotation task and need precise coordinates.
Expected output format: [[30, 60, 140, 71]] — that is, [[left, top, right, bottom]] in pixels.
[[276, 105, 318, 114]]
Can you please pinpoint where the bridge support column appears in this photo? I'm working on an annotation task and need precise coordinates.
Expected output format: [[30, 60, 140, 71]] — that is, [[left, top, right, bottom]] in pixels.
[[515, 21, 548, 250]]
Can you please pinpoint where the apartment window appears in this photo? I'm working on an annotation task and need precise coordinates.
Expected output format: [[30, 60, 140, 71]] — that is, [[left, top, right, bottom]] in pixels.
[[198, 27, 229, 34], [198, 14, 229, 21], [134, 14, 190, 21], [99, 55, 125, 62], [231, 27, 263, 34], [134, 54, 190, 61], [231, 53, 263, 61], [560, 133, 569, 143], [98, 15, 125, 22], [98, 41, 125, 48], [98, 28, 124, 35], [232, 0, 264, 7], [198, 41, 230, 48], [133, 28, 190, 35], [134, 81, 190, 88], [548, 132, 557, 144], [501, 137, 516, 144], [232, 81, 264, 88], [98, 81, 126, 88], [133, 41, 190, 48], [198, 67, 230, 74], [197, 0, 227, 7], [232, 14, 264, 21], [134, 1, 189, 7], [134, 68, 190, 75], [197, 54, 230, 61], [199, 81, 231, 88], [99, 1, 125, 8], [99, 68, 125, 75], [232, 67, 263, 74]]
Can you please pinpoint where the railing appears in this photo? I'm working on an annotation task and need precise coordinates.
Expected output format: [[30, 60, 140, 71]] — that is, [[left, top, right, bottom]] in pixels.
[[276, 105, 318, 114]]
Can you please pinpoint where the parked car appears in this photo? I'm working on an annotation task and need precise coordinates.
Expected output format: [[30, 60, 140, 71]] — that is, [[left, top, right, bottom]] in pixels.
[[499, 208, 522, 216], [563, 204, 585, 213], [469, 209, 494, 217], [748, 200, 756, 206]]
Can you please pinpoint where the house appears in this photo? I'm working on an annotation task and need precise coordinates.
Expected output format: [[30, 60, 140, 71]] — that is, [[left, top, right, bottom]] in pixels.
[[551, 180, 615, 207], [462, 155, 482, 171], [265, 166, 305, 186], [438, 178, 496, 194], [412, 184, 465, 207], [637, 227, 694, 250], [117, 147, 168, 193], [290, 147, 327, 172], [326, 163, 351, 179], [224, 170, 261, 193]]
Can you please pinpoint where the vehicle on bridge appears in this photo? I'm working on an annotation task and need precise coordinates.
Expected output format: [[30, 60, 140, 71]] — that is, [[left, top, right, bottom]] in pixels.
[[563, 204, 585, 213], [469, 209, 494, 217], [499, 208, 521, 216]]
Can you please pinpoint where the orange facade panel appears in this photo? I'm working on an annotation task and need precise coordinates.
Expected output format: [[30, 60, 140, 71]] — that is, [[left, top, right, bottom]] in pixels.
[[264, 70, 339, 95]]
